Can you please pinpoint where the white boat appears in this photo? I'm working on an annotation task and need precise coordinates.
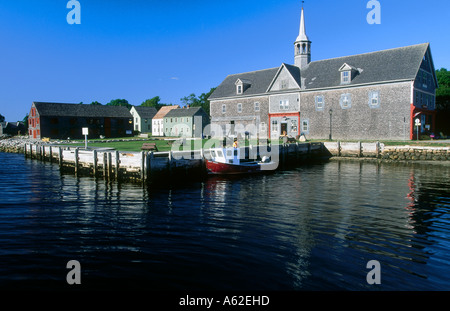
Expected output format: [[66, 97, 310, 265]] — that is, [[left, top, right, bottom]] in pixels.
[[205, 147, 278, 175]]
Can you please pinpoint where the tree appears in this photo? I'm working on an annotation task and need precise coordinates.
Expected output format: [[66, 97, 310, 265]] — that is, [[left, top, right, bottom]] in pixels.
[[180, 87, 216, 115], [0, 114, 4, 122], [436, 68, 450, 111], [140, 96, 167, 109], [22, 114, 29, 131], [106, 99, 132, 109], [90, 101, 102, 105]]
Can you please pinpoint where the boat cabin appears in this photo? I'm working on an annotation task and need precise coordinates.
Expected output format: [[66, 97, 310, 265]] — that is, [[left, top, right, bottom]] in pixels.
[[210, 148, 241, 164]]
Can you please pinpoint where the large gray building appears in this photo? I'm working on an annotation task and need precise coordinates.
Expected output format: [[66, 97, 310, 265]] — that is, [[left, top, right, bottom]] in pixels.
[[209, 6, 438, 141]]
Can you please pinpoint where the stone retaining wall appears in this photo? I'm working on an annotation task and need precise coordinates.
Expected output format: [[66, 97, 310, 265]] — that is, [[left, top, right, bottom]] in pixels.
[[381, 146, 450, 161]]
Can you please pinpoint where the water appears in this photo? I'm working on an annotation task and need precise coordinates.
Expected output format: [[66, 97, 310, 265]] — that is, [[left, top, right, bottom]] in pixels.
[[1, 152, 450, 291]]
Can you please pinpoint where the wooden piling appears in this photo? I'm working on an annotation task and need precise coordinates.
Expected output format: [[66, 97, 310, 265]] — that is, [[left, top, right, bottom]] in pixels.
[[93, 150, 98, 177], [58, 147, 63, 167], [107, 152, 112, 180], [103, 152, 107, 179], [49, 146, 53, 163], [141, 151, 145, 181], [74, 148, 79, 175], [115, 151, 120, 180]]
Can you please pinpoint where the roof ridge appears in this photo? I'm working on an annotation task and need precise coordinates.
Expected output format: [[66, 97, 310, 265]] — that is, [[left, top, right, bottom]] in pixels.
[[226, 67, 279, 77], [309, 43, 429, 65]]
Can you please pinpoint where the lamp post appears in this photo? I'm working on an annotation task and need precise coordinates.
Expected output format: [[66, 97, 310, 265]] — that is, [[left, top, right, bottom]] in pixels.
[[329, 108, 333, 140]]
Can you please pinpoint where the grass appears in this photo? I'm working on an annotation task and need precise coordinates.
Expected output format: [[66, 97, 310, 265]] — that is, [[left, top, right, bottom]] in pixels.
[[66, 136, 449, 152]]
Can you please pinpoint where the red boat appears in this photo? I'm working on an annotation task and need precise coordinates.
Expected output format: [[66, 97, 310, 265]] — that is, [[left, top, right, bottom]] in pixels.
[[205, 147, 278, 175]]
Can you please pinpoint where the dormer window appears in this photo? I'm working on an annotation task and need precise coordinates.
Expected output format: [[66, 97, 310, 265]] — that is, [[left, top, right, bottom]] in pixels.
[[237, 85, 243, 94], [235, 78, 252, 95], [339, 63, 358, 85], [341, 71, 350, 84]]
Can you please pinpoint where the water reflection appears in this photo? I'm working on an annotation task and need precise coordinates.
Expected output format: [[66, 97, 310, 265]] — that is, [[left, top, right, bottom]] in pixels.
[[1, 152, 450, 290]]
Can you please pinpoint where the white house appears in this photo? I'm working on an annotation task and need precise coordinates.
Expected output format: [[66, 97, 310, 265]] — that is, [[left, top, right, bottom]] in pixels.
[[130, 106, 157, 133], [151, 105, 179, 136]]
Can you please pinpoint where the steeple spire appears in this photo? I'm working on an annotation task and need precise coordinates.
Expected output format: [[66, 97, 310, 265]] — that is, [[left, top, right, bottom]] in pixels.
[[296, 5, 309, 42], [294, 2, 311, 69]]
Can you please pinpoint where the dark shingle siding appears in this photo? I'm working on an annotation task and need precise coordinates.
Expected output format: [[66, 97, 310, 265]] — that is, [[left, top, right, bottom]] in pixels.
[[34, 102, 132, 118], [302, 43, 428, 90], [208, 67, 279, 99], [209, 43, 429, 99]]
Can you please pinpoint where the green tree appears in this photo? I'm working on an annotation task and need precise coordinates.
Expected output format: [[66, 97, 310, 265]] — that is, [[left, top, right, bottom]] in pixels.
[[180, 87, 216, 115], [0, 114, 4, 122], [90, 101, 102, 105], [140, 96, 167, 109], [436, 68, 450, 111], [106, 99, 132, 109], [22, 114, 29, 130]]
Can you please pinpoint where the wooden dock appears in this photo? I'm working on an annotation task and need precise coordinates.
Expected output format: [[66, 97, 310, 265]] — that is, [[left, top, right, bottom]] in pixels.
[[23, 142, 328, 183]]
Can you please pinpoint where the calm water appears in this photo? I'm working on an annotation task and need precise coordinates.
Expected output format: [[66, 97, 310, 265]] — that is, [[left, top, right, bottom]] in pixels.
[[1, 152, 450, 291]]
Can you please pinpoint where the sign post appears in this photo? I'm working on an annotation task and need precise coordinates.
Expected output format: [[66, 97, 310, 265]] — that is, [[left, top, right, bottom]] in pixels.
[[82, 127, 89, 149], [415, 119, 421, 141]]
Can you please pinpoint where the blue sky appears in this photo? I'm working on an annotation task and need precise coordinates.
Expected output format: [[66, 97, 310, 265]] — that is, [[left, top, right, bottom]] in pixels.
[[1, 0, 449, 122]]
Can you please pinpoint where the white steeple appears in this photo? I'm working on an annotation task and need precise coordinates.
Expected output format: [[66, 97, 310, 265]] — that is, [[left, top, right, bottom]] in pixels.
[[294, 4, 311, 69], [296, 6, 309, 42]]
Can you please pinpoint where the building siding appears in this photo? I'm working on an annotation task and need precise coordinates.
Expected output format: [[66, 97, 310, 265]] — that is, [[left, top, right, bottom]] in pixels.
[[300, 82, 412, 140]]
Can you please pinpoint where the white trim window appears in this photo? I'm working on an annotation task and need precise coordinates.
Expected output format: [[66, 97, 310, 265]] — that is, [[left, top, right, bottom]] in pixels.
[[254, 102, 260, 112], [315, 95, 324, 111], [341, 71, 350, 84], [301, 119, 309, 134], [222, 104, 226, 114], [271, 120, 278, 133], [340, 94, 352, 109], [279, 100, 289, 110], [237, 84, 243, 94], [237, 103, 242, 113], [368, 91, 380, 108]]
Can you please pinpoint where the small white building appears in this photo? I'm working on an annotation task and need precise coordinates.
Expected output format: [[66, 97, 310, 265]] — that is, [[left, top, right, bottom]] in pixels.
[[152, 105, 179, 136]]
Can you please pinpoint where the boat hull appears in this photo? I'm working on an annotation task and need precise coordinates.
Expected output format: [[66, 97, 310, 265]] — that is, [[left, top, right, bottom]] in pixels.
[[205, 159, 278, 175], [206, 159, 262, 175]]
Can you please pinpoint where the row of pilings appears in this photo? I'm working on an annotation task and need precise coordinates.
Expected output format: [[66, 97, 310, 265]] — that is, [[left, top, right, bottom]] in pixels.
[[22, 142, 330, 183]]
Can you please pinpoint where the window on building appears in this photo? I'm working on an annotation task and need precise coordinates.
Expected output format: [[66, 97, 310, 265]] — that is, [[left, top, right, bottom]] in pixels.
[[222, 104, 226, 113], [279, 100, 289, 110], [260, 122, 266, 132], [341, 71, 350, 84], [271, 120, 278, 132], [368, 91, 380, 108], [237, 85, 242, 94], [301, 119, 309, 134], [315, 95, 324, 111], [340, 94, 352, 109], [280, 79, 288, 90], [237, 103, 242, 113], [254, 102, 260, 112]]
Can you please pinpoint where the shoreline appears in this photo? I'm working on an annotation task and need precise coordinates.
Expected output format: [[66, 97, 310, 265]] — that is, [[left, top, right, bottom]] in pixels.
[[1, 136, 449, 165]]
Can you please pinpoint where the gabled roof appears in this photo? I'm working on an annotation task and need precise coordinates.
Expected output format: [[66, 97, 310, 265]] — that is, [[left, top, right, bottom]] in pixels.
[[164, 107, 207, 118], [33, 102, 132, 118], [266, 63, 302, 92], [209, 67, 279, 100], [132, 106, 158, 118], [302, 43, 430, 90], [153, 105, 179, 119], [209, 43, 431, 99]]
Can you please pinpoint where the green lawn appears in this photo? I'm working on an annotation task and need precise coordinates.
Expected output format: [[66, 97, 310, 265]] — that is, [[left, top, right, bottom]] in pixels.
[[68, 137, 449, 152]]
